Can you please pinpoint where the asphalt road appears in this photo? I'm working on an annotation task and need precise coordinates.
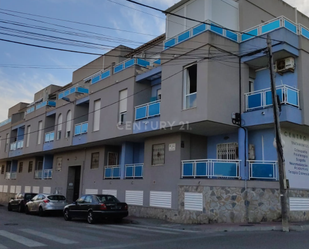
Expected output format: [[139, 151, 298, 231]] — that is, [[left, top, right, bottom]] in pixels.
[[0, 205, 309, 249]]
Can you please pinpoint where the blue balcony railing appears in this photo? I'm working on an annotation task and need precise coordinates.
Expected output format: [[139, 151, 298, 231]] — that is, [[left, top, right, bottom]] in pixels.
[[135, 100, 160, 121], [182, 159, 241, 179], [114, 58, 150, 74], [248, 161, 278, 180], [36, 101, 56, 110], [74, 122, 88, 136], [43, 169, 53, 179], [125, 163, 143, 179], [58, 87, 89, 99], [245, 85, 299, 111], [104, 166, 120, 179], [45, 131, 55, 143]]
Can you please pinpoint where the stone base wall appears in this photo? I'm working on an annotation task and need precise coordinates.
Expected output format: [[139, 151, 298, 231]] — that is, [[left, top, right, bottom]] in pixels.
[[129, 186, 309, 224], [0, 193, 15, 205]]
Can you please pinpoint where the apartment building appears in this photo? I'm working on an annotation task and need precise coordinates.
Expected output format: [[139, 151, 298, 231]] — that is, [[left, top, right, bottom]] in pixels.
[[1, 0, 309, 223]]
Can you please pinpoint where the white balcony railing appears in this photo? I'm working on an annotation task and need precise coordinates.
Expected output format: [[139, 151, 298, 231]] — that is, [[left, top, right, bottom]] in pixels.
[[125, 163, 143, 179], [248, 160, 278, 180], [17, 140, 24, 149], [5, 172, 17, 180], [5, 172, 11, 179], [43, 169, 53, 179], [245, 85, 300, 112], [182, 159, 241, 179], [34, 170, 42, 179], [104, 165, 120, 179], [10, 142, 17, 151]]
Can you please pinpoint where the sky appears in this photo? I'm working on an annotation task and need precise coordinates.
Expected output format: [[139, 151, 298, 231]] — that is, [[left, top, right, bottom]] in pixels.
[[0, 0, 308, 121]]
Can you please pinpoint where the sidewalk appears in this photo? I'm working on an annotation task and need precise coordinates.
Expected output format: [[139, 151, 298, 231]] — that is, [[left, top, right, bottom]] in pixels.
[[124, 216, 309, 233]]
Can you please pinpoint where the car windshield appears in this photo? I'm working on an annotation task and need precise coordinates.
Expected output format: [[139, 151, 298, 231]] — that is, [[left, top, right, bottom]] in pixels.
[[96, 195, 119, 203], [48, 195, 66, 201], [25, 194, 36, 200]]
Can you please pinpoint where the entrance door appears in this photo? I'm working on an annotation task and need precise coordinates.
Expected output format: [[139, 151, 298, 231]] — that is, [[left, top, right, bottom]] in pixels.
[[66, 166, 81, 203]]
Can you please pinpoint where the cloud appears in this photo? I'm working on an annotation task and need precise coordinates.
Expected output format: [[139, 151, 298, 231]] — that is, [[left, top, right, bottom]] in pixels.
[[0, 70, 66, 121]]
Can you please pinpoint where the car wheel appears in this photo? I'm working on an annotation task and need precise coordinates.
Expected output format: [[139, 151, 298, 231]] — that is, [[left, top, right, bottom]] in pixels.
[[25, 206, 30, 215], [87, 211, 96, 224], [64, 209, 71, 221], [39, 207, 45, 217], [18, 205, 23, 213], [7, 204, 12, 211]]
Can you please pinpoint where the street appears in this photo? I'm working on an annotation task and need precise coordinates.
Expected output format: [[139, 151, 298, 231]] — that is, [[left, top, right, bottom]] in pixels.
[[0, 206, 309, 249]]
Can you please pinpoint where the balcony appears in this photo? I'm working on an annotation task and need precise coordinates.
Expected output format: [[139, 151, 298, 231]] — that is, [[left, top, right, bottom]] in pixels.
[[74, 122, 88, 136], [34, 170, 42, 179], [0, 117, 11, 127], [10, 140, 23, 151], [182, 159, 241, 179], [113, 58, 150, 74], [135, 100, 160, 121], [248, 161, 278, 180], [45, 131, 55, 143], [104, 166, 120, 179], [245, 85, 299, 112], [125, 164, 143, 179], [43, 169, 53, 179], [58, 87, 89, 99], [5, 172, 17, 180]]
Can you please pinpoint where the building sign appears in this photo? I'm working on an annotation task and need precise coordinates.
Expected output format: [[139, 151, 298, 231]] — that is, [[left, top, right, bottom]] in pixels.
[[282, 129, 309, 190]]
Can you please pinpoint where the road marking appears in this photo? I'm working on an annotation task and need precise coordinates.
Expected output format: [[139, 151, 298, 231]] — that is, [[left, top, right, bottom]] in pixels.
[[20, 229, 78, 245], [0, 230, 46, 247], [71, 227, 134, 239], [102, 224, 180, 235]]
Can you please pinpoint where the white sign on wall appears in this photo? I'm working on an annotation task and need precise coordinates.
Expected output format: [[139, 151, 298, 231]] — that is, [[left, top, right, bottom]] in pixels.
[[282, 129, 309, 190]]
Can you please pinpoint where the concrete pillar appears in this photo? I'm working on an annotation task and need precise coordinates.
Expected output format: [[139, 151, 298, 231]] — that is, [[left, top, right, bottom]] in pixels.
[[238, 127, 249, 180]]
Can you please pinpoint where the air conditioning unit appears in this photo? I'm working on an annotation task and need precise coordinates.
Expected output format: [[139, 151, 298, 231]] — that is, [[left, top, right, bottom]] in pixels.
[[276, 57, 295, 74]]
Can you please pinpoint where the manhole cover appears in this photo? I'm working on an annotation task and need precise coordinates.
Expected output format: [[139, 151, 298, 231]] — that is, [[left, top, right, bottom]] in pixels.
[[4, 223, 18, 226]]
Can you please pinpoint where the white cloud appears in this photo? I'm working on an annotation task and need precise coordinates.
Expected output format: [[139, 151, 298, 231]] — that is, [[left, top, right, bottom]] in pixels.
[[0, 70, 66, 121]]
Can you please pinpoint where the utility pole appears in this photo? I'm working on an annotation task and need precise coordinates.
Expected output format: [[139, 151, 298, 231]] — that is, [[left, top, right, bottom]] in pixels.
[[267, 34, 289, 232]]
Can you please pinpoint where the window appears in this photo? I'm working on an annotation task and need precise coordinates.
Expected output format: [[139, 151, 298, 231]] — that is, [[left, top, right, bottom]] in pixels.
[[107, 152, 118, 166], [93, 100, 101, 131], [157, 89, 162, 100], [183, 64, 197, 109], [6, 162, 11, 174], [249, 78, 255, 92], [57, 114, 63, 140], [18, 162, 23, 173], [217, 143, 238, 160], [28, 161, 33, 173], [26, 125, 31, 147], [91, 152, 99, 169], [152, 144, 165, 165], [5, 133, 9, 152], [66, 110, 72, 138], [38, 121, 43, 144], [119, 89, 128, 125], [85, 195, 92, 203], [0, 165, 4, 174]]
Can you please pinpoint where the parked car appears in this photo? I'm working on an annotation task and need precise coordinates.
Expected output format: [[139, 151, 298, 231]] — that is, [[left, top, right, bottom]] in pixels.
[[8, 193, 37, 212], [25, 194, 67, 216], [63, 194, 128, 224]]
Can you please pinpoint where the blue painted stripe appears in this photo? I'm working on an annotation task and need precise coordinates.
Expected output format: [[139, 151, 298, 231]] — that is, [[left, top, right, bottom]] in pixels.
[[226, 30, 238, 41], [125, 59, 135, 69], [193, 24, 206, 36], [91, 75, 100, 84], [101, 70, 110, 80], [261, 20, 280, 34], [148, 102, 160, 117], [241, 29, 258, 41], [284, 20, 297, 33], [164, 38, 176, 49], [178, 31, 190, 42], [76, 87, 89, 94], [64, 90, 70, 97], [47, 101, 56, 107], [251, 164, 274, 178], [70, 87, 76, 94], [114, 64, 123, 73], [301, 27, 309, 39], [210, 23, 223, 35]]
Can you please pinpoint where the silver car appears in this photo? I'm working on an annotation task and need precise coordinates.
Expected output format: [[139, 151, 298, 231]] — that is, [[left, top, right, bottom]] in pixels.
[[25, 194, 67, 216]]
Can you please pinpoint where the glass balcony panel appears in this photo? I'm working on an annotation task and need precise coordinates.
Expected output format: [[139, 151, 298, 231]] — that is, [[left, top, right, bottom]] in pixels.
[[75, 125, 81, 136], [287, 89, 298, 106], [81, 123, 88, 133], [49, 132, 54, 141], [196, 162, 207, 176], [135, 165, 143, 177], [148, 102, 160, 117], [45, 133, 50, 142], [104, 168, 112, 179], [251, 163, 274, 179], [126, 166, 134, 177], [183, 163, 194, 177], [213, 162, 238, 177], [248, 93, 262, 109], [113, 167, 120, 178], [135, 106, 147, 120]]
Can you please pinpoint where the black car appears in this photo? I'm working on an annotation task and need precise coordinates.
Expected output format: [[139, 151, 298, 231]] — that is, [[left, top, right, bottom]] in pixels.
[[8, 193, 38, 212], [63, 194, 128, 224]]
